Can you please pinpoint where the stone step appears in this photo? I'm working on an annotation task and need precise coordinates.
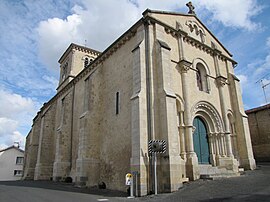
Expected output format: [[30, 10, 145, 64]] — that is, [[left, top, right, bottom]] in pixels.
[[200, 172, 240, 180], [199, 164, 240, 180]]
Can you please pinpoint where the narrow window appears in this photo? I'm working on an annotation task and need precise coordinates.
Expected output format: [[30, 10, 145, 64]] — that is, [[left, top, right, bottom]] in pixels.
[[84, 77, 90, 111], [116, 92, 120, 115], [14, 170, 23, 176], [61, 62, 68, 81], [196, 68, 203, 91], [60, 97, 65, 125], [196, 63, 209, 93], [16, 157, 24, 164]]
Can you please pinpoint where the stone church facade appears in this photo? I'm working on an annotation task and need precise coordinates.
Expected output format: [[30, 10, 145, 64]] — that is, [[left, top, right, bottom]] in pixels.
[[23, 8, 256, 195]]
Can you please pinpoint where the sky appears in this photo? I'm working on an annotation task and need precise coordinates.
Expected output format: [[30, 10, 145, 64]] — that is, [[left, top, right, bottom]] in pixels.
[[0, 0, 270, 150]]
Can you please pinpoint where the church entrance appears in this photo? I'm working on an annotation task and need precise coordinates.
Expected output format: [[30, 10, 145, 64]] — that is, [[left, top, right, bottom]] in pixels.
[[193, 117, 210, 164]]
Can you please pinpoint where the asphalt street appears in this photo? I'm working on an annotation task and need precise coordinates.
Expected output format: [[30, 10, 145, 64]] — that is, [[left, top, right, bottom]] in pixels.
[[0, 163, 269, 202]]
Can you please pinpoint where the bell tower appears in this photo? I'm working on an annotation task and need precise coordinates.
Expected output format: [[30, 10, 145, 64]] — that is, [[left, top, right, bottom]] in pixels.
[[57, 43, 100, 92]]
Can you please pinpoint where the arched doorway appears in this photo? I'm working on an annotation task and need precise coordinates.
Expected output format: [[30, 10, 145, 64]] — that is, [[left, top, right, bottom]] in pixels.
[[193, 117, 210, 164]]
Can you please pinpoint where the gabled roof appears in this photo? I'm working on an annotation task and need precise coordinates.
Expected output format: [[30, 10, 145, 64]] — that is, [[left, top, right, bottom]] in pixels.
[[0, 145, 24, 153], [142, 9, 233, 57]]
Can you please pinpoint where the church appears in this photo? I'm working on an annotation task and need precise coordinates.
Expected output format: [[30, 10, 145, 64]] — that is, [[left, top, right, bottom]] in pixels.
[[23, 3, 256, 196]]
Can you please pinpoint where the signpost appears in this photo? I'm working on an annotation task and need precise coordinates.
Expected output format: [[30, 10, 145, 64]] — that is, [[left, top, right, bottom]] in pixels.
[[148, 140, 166, 195]]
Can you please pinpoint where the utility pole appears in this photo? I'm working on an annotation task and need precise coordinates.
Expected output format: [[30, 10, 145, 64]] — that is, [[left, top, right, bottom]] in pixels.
[[262, 81, 270, 103], [256, 76, 270, 104]]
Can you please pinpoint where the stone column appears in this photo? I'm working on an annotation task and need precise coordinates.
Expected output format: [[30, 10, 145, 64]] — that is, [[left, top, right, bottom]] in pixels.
[[216, 76, 233, 157], [178, 60, 199, 181], [213, 49, 238, 170], [212, 42, 233, 159], [208, 133, 216, 166], [179, 111, 186, 160], [214, 134, 221, 164], [176, 29, 199, 180], [221, 134, 226, 157]]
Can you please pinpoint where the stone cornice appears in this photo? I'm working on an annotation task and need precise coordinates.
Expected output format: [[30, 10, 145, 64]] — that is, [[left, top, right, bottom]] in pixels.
[[143, 15, 237, 65], [178, 59, 192, 73], [58, 43, 101, 64], [73, 44, 100, 56], [166, 26, 236, 65], [216, 75, 227, 87]]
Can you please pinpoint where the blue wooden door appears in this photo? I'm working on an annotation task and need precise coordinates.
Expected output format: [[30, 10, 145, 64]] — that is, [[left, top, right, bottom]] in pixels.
[[193, 117, 210, 164]]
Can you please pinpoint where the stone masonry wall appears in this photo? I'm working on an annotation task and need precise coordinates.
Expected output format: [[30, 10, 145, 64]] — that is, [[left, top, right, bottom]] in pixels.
[[246, 105, 270, 162]]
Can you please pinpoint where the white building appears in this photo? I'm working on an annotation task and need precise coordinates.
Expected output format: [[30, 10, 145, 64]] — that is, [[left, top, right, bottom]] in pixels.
[[0, 145, 24, 181]]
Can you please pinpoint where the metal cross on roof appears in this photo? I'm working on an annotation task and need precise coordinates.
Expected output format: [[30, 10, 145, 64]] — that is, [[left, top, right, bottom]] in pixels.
[[186, 1, 196, 15]]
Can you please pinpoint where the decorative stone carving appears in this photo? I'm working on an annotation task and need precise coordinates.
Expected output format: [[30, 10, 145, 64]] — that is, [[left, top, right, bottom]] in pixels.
[[192, 101, 224, 132], [176, 21, 183, 31], [178, 60, 192, 73], [216, 76, 227, 87], [185, 20, 205, 43]]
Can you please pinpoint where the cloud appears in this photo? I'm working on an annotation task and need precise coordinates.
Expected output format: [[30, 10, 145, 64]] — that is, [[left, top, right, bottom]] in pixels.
[[0, 118, 18, 137], [235, 36, 270, 109], [267, 37, 270, 48], [37, 14, 82, 71], [195, 0, 262, 31], [0, 88, 41, 149], [36, 0, 262, 73], [0, 89, 39, 120], [236, 74, 248, 90], [0, 131, 26, 151], [0, 118, 25, 149], [8, 131, 26, 149]]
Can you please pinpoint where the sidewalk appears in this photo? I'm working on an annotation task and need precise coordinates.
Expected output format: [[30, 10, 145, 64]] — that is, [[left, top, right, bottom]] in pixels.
[[140, 162, 270, 202], [0, 163, 269, 202]]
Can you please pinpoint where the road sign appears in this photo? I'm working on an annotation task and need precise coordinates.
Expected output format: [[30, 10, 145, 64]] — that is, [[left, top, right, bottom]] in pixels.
[[148, 140, 166, 154], [148, 140, 167, 195]]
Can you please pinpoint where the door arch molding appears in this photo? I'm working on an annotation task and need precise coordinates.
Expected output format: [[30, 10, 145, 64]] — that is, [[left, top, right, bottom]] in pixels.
[[191, 101, 224, 133]]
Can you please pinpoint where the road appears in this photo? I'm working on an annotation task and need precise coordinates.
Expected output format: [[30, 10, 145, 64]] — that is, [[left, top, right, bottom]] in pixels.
[[0, 163, 269, 202]]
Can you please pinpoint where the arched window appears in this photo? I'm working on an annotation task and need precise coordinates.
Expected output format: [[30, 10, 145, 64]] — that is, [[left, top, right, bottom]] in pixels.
[[83, 56, 95, 68], [61, 62, 68, 82], [196, 67, 203, 91], [196, 63, 209, 92], [84, 57, 89, 68]]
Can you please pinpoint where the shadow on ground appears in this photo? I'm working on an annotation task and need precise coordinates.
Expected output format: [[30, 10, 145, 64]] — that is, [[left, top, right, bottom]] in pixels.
[[0, 180, 128, 198]]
